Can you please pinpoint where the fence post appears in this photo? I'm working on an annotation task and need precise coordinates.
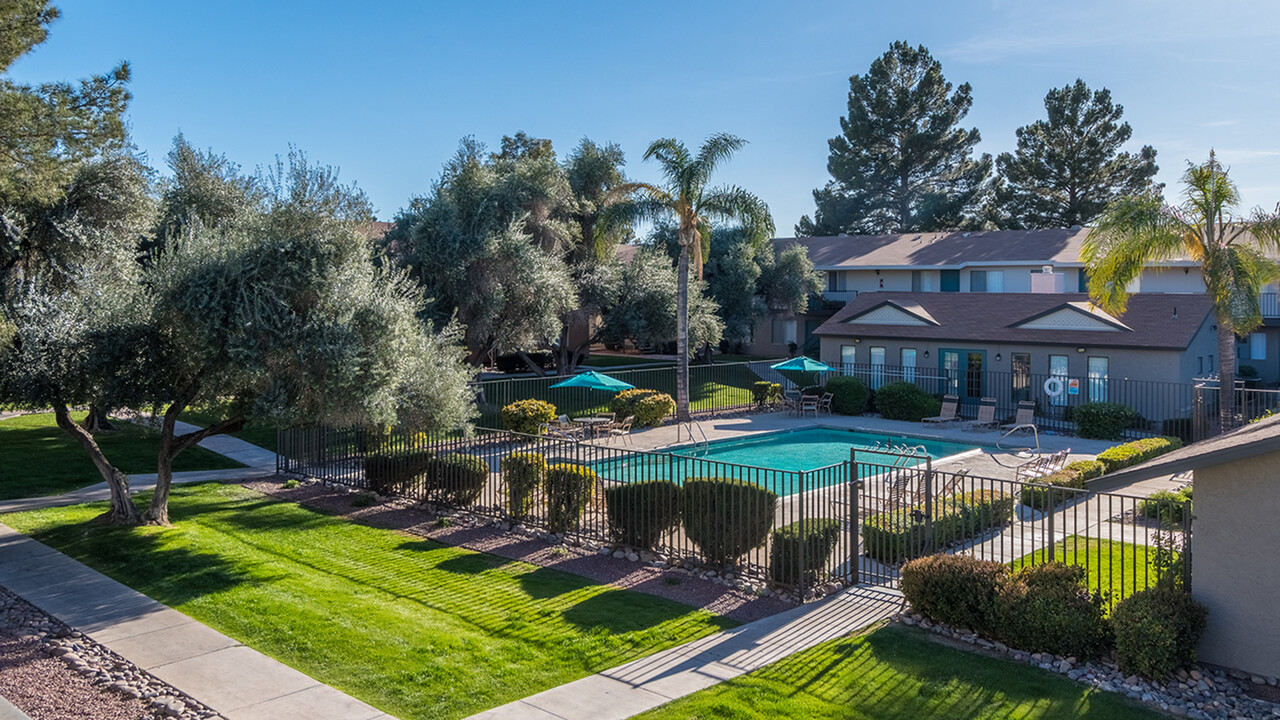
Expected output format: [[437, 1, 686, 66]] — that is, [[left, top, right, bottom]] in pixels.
[[1182, 497, 1194, 593], [923, 456, 934, 554], [1046, 486, 1056, 563], [798, 469, 808, 598]]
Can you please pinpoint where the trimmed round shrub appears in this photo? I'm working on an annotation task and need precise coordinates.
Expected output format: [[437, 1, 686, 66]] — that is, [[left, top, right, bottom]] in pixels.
[[825, 376, 869, 415], [874, 382, 942, 422], [545, 463, 597, 533], [611, 388, 675, 427], [994, 563, 1109, 660], [365, 449, 434, 495], [1138, 486, 1193, 525], [425, 454, 489, 506], [501, 399, 558, 436], [769, 519, 842, 586], [901, 554, 1007, 633], [682, 477, 778, 566], [502, 452, 546, 522], [1074, 402, 1138, 440], [1111, 587, 1208, 678], [604, 480, 681, 549], [752, 381, 783, 407]]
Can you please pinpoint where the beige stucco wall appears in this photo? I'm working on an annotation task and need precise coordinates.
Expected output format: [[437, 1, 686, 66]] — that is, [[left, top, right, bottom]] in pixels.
[[1192, 452, 1280, 677]]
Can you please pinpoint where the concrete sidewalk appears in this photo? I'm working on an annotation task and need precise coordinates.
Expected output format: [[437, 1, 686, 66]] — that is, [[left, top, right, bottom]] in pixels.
[[467, 584, 904, 720], [0, 523, 390, 720]]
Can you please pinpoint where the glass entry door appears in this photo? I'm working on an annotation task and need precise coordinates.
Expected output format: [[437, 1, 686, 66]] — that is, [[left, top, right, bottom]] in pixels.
[[941, 349, 986, 400]]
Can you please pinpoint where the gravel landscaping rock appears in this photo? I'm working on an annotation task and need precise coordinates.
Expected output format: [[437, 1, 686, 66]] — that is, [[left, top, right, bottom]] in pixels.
[[0, 586, 221, 720]]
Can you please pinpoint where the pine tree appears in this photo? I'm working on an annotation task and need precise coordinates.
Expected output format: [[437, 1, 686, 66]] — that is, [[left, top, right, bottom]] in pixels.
[[995, 79, 1159, 229], [798, 42, 990, 236]]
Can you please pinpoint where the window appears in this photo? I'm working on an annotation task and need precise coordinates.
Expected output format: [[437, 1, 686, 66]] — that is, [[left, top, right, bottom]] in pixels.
[[1198, 356, 1204, 375], [1049, 354, 1069, 406], [1251, 333, 1267, 360], [870, 346, 886, 388], [840, 344, 856, 367], [970, 270, 986, 292], [901, 348, 917, 382], [1011, 352, 1031, 403], [1088, 357, 1109, 402], [1078, 269, 1090, 293], [771, 318, 797, 345], [826, 272, 837, 293], [1209, 354, 1215, 372], [911, 270, 933, 292], [940, 270, 960, 292], [988, 270, 1004, 292]]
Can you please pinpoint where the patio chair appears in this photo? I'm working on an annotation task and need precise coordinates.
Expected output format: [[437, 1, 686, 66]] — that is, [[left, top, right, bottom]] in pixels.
[[999, 400, 1037, 432], [607, 416, 635, 446], [938, 467, 971, 498], [555, 414, 585, 439], [922, 395, 960, 425], [817, 392, 834, 414], [799, 394, 820, 418], [964, 397, 999, 431]]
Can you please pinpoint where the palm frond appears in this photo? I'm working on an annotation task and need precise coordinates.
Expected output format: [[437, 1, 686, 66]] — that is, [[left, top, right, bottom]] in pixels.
[[698, 185, 776, 242], [1245, 204, 1280, 254], [690, 133, 748, 190], [1083, 193, 1186, 314], [1181, 153, 1242, 230], [1213, 245, 1278, 334], [643, 139, 690, 190]]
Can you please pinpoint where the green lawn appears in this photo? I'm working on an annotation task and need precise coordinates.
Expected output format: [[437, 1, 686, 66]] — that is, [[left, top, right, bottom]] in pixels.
[[2, 483, 734, 720], [1010, 536, 1158, 608], [0, 413, 245, 500], [634, 625, 1162, 720], [178, 409, 279, 453]]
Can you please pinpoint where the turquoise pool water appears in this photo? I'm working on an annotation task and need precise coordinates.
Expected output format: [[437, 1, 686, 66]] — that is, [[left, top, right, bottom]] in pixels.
[[592, 427, 981, 496]]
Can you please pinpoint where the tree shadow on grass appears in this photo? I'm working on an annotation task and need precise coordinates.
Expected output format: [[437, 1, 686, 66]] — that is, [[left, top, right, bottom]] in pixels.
[[560, 587, 734, 636]]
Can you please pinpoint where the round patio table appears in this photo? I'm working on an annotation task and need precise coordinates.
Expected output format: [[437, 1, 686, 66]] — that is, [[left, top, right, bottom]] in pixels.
[[572, 417, 613, 439]]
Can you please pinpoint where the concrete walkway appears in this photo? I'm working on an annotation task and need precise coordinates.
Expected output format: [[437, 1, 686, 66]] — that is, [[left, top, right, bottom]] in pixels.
[[467, 584, 904, 720]]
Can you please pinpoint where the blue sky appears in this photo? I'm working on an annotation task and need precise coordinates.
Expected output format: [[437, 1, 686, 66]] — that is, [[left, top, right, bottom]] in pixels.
[[9, 1, 1280, 233]]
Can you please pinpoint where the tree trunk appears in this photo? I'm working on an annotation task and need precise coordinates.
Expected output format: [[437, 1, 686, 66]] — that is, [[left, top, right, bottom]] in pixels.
[[80, 404, 115, 434], [1217, 319, 1238, 434], [675, 245, 691, 423], [145, 387, 246, 525], [52, 403, 140, 525], [518, 350, 547, 376]]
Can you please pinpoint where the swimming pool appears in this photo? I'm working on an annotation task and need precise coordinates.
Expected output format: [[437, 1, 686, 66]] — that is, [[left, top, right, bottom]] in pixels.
[[591, 427, 982, 496]]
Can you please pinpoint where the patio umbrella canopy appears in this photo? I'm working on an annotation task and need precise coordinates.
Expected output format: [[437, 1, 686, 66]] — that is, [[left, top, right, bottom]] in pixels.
[[548, 370, 636, 392], [769, 357, 835, 373]]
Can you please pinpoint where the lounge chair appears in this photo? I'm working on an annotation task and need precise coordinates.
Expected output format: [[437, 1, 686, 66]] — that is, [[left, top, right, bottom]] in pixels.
[[964, 397, 999, 431], [999, 400, 1037, 432], [922, 395, 960, 425]]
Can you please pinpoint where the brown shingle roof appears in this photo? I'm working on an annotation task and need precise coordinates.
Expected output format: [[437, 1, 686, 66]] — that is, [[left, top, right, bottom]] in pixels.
[[776, 228, 1200, 270], [813, 292, 1212, 351]]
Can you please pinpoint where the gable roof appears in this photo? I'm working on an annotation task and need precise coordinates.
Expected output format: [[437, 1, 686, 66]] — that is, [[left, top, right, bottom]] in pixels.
[[814, 292, 1212, 351], [776, 228, 1200, 270], [1011, 302, 1133, 332], [846, 300, 940, 326], [1089, 413, 1280, 492]]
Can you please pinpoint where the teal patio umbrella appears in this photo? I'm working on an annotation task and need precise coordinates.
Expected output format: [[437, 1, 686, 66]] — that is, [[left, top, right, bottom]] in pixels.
[[769, 357, 835, 373], [548, 370, 635, 392]]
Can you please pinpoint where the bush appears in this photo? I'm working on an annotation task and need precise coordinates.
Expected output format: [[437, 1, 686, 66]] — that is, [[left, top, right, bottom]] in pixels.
[[682, 477, 778, 566], [768, 519, 842, 586], [994, 563, 1110, 660], [1138, 486, 1193, 525], [1111, 588, 1208, 678], [1096, 436, 1183, 474], [611, 388, 675, 427], [501, 399, 558, 436], [874, 382, 942, 422], [424, 454, 489, 506], [1073, 402, 1138, 440], [825, 376, 869, 415], [502, 452, 546, 522], [1017, 461, 1103, 508], [365, 449, 435, 495], [751, 381, 783, 407], [862, 491, 1016, 564], [604, 480, 681, 549], [545, 464, 597, 533], [901, 554, 1007, 633]]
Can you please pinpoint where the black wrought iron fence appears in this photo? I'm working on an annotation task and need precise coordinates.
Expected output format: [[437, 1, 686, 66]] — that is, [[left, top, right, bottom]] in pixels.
[[473, 360, 785, 427], [1192, 382, 1280, 440], [277, 424, 852, 597]]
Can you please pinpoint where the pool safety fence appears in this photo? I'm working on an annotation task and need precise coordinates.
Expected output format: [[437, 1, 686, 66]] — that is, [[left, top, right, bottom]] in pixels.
[[279, 425, 1193, 604]]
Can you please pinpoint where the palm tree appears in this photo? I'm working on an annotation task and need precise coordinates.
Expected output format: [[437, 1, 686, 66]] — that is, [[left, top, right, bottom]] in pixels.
[[1083, 152, 1280, 433], [607, 134, 774, 422]]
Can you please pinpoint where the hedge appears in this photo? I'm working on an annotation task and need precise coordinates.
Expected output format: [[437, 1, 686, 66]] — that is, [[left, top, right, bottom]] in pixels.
[[545, 463, 597, 533], [862, 491, 1016, 564], [752, 381, 783, 407], [604, 480, 681, 549], [901, 554, 1007, 633], [1138, 486, 1193, 526], [993, 563, 1110, 660], [1111, 587, 1208, 678], [502, 452, 546, 522], [1096, 436, 1183, 474], [501, 399, 558, 436], [1017, 460, 1106, 508], [682, 477, 778, 566], [824, 376, 869, 415], [424, 454, 489, 506], [611, 389, 675, 427], [1074, 402, 1138, 440], [768, 519, 842, 586], [875, 382, 942, 422], [365, 449, 435, 495]]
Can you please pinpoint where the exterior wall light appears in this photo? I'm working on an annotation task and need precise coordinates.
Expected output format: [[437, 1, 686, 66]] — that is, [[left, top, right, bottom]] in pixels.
[[995, 353, 1002, 361], [1077, 347, 1086, 353]]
